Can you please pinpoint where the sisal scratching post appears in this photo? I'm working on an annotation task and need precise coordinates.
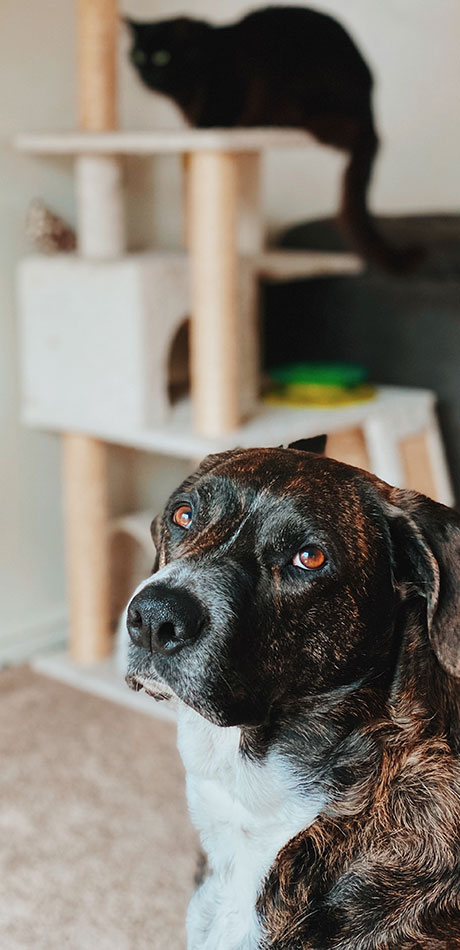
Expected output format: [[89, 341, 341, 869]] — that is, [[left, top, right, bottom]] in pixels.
[[64, 0, 121, 662], [188, 151, 240, 436], [235, 153, 263, 420], [77, 0, 118, 132], [76, 155, 125, 259], [76, 0, 124, 261], [62, 435, 111, 663], [236, 153, 264, 254]]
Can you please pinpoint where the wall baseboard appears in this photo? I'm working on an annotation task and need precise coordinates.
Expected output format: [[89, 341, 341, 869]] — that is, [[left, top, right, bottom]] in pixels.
[[0, 605, 68, 668]]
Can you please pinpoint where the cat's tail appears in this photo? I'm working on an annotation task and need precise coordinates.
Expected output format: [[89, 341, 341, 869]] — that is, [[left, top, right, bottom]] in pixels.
[[339, 127, 423, 275]]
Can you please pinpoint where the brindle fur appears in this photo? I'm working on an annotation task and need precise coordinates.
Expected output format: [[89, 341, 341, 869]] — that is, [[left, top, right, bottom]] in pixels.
[[126, 446, 460, 947], [258, 631, 460, 948]]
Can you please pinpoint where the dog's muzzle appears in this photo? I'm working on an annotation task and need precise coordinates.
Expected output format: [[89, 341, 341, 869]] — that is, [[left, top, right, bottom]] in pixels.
[[126, 583, 206, 656]]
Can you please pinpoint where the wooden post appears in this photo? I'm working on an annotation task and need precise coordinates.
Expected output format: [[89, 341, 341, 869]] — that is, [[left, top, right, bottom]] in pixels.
[[63, 0, 120, 662], [236, 153, 263, 420], [188, 151, 240, 436], [236, 152, 264, 254], [62, 434, 111, 662], [184, 150, 262, 425]]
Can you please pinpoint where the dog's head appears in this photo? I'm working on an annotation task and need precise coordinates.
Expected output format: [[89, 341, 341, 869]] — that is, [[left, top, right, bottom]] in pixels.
[[126, 441, 460, 727]]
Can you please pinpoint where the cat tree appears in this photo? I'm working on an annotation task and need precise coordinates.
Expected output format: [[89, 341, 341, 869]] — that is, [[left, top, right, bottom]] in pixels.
[[17, 0, 453, 666]]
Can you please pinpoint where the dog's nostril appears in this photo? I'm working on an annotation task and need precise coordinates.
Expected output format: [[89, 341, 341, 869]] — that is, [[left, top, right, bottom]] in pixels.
[[156, 621, 177, 649], [129, 608, 143, 630], [126, 604, 148, 648]]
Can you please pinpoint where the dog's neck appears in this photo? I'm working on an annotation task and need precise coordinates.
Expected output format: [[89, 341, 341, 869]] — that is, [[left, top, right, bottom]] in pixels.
[[177, 703, 326, 950], [259, 608, 460, 821]]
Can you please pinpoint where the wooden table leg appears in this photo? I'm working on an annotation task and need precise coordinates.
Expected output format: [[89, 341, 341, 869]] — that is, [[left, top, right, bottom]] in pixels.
[[326, 427, 371, 472], [363, 417, 406, 488], [188, 150, 240, 436], [400, 423, 454, 506]]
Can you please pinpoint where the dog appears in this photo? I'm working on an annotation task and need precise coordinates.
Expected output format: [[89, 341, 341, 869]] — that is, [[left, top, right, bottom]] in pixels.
[[126, 438, 460, 949]]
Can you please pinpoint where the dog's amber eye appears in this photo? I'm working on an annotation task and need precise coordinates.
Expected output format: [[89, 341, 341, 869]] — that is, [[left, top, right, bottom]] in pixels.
[[293, 546, 326, 570], [172, 503, 193, 529]]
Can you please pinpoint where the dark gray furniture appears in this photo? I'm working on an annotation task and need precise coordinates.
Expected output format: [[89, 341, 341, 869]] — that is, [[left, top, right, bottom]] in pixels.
[[263, 215, 460, 502]]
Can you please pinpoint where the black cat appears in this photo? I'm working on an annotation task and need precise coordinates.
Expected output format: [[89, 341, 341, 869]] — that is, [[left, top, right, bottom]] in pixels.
[[125, 6, 420, 274]]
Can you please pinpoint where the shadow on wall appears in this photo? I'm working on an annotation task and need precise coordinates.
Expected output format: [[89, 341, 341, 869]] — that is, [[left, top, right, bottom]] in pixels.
[[263, 215, 460, 504]]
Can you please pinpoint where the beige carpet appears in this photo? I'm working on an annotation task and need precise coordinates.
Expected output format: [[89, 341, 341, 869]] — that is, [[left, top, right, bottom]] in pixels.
[[0, 666, 198, 949]]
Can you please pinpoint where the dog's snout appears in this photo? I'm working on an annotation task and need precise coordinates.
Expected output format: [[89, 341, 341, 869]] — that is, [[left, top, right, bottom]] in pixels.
[[126, 584, 205, 656]]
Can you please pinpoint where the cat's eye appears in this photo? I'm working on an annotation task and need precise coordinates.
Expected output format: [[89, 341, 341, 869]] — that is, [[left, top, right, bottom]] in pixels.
[[151, 49, 171, 66], [132, 49, 146, 66], [292, 546, 326, 571], [172, 503, 193, 530]]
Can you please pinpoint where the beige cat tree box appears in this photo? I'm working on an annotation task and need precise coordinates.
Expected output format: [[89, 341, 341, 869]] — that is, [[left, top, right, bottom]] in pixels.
[[19, 251, 260, 434]]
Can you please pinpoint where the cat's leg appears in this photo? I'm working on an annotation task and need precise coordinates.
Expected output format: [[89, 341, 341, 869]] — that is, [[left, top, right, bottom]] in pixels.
[[340, 125, 422, 274]]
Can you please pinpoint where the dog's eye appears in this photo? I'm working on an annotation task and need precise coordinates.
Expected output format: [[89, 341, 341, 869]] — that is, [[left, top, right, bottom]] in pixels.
[[172, 503, 193, 529], [293, 546, 326, 570]]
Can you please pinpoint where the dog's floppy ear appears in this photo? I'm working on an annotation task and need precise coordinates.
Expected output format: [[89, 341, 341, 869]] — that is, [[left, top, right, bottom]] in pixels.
[[384, 487, 460, 678], [150, 515, 162, 550], [150, 515, 162, 572], [288, 435, 327, 455]]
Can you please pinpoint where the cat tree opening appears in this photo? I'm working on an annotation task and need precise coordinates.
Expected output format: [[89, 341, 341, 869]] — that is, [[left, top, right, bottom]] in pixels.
[[167, 318, 191, 406]]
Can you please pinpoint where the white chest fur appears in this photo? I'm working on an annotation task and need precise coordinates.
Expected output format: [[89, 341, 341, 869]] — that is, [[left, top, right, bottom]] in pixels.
[[176, 706, 325, 950]]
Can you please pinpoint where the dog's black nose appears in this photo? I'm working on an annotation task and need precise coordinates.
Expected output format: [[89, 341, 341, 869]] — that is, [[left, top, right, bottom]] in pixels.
[[126, 584, 205, 655]]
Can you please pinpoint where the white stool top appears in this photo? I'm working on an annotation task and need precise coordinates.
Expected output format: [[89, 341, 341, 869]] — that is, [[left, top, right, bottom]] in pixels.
[[53, 386, 435, 459]]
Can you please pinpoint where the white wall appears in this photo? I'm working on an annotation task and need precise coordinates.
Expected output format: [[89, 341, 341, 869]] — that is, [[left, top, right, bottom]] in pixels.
[[0, 0, 74, 662], [1, 0, 459, 662]]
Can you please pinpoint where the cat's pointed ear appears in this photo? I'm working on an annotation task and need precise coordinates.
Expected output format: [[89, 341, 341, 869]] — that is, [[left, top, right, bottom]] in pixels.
[[288, 435, 327, 455], [122, 16, 138, 34], [383, 487, 460, 678], [170, 16, 210, 50]]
